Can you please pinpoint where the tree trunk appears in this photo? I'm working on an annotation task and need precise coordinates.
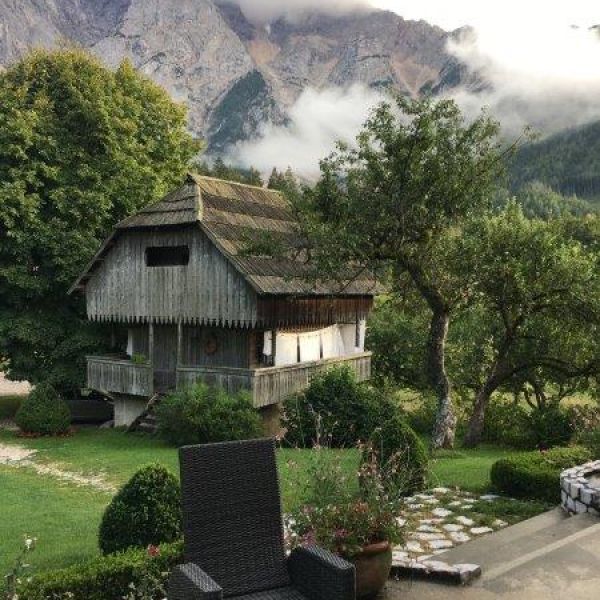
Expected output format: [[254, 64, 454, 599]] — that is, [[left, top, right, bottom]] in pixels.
[[463, 369, 502, 448], [429, 309, 457, 450]]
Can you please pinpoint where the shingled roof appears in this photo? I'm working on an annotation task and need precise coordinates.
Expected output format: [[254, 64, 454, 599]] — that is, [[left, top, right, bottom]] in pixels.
[[70, 174, 376, 296]]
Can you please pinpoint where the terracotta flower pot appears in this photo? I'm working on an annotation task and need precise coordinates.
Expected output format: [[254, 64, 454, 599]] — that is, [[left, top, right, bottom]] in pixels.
[[352, 541, 392, 600]]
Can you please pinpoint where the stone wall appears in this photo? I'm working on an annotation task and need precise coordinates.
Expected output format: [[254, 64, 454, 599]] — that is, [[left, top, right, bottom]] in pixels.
[[560, 460, 600, 515]]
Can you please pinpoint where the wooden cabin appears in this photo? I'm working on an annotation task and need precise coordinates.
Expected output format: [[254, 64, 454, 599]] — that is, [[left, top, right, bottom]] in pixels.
[[70, 175, 375, 428]]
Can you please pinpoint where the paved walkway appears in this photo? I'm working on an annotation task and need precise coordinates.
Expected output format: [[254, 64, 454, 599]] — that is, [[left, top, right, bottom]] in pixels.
[[385, 509, 600, 599]]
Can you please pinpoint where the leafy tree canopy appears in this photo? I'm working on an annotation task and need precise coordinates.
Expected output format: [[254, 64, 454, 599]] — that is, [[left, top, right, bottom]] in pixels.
[[0, 48, 200, 394]]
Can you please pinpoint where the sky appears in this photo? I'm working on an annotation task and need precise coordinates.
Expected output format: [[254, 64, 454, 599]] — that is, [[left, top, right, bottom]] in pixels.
[[228, 0, 600, 177]]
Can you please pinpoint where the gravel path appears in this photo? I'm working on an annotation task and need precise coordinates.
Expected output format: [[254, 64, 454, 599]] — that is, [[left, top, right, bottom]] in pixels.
[[0, 442, 116, 493]]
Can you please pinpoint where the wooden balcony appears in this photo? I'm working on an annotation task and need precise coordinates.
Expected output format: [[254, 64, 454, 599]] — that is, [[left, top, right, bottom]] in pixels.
[[87, 356, 153, 398], [177, 352, 372, 408], [87, 352, 372, 408]]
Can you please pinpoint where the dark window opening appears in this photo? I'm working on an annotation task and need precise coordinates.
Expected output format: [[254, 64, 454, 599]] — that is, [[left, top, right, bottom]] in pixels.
[[145, 246, 190, 267]]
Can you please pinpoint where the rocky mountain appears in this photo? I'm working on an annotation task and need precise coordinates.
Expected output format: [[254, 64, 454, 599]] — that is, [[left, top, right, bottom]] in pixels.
[[0, 0, 465, 152]]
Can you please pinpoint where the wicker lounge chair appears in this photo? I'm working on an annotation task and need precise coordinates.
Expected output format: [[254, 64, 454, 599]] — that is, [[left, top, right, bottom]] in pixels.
[[169, 438, 356, 600]]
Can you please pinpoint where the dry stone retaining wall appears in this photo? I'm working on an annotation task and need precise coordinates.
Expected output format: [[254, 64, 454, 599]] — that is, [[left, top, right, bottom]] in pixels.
[[560, 460, 600, 515]]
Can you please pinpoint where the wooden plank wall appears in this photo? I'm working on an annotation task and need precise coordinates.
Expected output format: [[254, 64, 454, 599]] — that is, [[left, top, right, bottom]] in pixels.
[[85, 227, 258, 326], [87, 357, 153, 397], [182, 326, 250, 368]]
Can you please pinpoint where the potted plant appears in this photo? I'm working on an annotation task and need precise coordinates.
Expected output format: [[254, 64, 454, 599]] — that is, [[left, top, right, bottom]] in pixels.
[[287, 449, 404, 599]]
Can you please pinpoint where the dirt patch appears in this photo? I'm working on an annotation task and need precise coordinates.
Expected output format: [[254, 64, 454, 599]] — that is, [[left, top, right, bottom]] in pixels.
[[0, 372, 31, 396], [0, 442, 116, 493]]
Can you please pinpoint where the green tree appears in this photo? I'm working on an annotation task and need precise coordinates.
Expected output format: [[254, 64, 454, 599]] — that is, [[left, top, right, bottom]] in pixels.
[[0, 49, 200, 395], [195, 157, 263, 186], [459, 206, 600, 446], [300, 96, 510, 448]]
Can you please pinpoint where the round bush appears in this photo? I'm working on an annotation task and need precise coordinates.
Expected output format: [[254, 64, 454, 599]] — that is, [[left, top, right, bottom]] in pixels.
[[15, 383, 71, 435], [528, 406, 573, 449], [282, 366, 392, 448], [576, 429, 600, 459], [490, 446, 592, 503], [99, 464, 181, 555], [365, 414, 428, 494], [156, 383, 263, 447]]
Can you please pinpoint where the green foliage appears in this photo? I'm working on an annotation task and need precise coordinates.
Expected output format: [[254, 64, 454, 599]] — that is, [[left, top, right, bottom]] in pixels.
[[194, 156, 263, 186], [19, 540, 182, 600], [98, 464, 181, 555], [490, 446, 592, 502], [0, 48, 199, 395], [509, 120, 600, 202], [282, 366, 390, 448], [366, 413, 429, 493], [15, 384, 71, 435], [527, 406, 574, 448], [576, 429, 600, 459], [156, 383, 263, 446]]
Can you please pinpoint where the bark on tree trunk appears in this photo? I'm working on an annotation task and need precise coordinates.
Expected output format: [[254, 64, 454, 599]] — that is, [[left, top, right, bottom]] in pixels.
[[429, 309, 457, 450], [463, 368, 502, 448]]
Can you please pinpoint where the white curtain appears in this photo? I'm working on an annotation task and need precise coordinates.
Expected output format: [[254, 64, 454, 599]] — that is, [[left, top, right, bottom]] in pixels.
[[263, 330, 273, 356], [321, 325, 346, 359], [339, 324, 357, 354], [275, 332, 298, 366], [126, 329, 133, 357], [299, 330, 321, 362], [358, 319, 366, 351]]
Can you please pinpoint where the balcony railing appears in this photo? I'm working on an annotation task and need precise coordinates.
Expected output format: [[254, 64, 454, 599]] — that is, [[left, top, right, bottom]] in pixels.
[[87, 356, 153, 398], [87, 352, 372, 408]]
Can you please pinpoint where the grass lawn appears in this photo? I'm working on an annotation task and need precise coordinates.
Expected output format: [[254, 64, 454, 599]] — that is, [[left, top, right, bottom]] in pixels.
[[0, 427, 531, 577]]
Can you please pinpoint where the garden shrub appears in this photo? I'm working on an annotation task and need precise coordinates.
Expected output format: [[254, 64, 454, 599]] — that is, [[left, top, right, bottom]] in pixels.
[[576, 429, 600, 459], [490, 446, 592, 503], [19, 540, 183, 600], [282, 366, 393, 448], [99, 464, 181, 555], [366, 413, 428, 494], [527, 406, 573, 449], [483, 401, 573, 449], [14, 383, 71, 435], [155, 383, 263, 446]]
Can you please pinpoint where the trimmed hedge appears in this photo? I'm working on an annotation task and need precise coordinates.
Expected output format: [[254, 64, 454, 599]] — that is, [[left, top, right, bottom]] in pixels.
[[19, 541, 183, 600], [99, 464, 181, 555], [490, 446, 592, 503], [15, 383, 71, 435]]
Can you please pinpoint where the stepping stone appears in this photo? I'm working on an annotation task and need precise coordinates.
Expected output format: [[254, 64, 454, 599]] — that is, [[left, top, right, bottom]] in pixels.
[[470, 527, 494, 535], [455, 516, 475, 526], [433, 549, 449, 555], [412, 532, 447, 541], [392, 550, 409, 561], [417, 525, 442, 533], [403, 496, 416, 503], [420, 518, 444, 525], [432, 508, 453, 518], [407, 503, 425, 510], [480, 494, 500, 501], [428, 539, 454, 550], [431, 487, 451, 494], [448, 500, 462, 507], [405, 540, 425, 553], [493, 519, 508, 528], [449, 531, 471, 543], [424, 498, 440, 505], [415, 493, 436, 501], [442, 524, 464, 532], [417, 554, 434, 562], [396, 517, 407, 527]]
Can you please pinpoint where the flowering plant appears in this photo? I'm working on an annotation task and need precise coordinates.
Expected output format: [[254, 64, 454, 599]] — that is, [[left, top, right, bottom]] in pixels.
[[286, 447, 404, 559], [3, 535, 37, 600]]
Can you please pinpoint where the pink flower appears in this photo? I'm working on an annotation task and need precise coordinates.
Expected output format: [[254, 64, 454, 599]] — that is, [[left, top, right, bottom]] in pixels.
[[147, 544, 160, 557], [301, 530, 316, 547], [334, 528, 349, 540]]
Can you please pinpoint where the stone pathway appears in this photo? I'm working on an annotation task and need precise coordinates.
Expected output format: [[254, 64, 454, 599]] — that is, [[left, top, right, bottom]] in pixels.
[[392, 487, 509, 582], [0, 442, 116, 493]]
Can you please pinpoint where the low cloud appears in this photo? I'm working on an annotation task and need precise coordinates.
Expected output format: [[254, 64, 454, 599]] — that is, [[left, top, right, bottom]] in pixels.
[[230, 85, 384, 179], [446, 23, 600, 137], [220, 0, 370, 25]]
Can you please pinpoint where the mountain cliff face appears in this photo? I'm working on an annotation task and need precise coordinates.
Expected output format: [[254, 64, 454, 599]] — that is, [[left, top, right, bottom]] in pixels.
[[0, 0, 464, 151]]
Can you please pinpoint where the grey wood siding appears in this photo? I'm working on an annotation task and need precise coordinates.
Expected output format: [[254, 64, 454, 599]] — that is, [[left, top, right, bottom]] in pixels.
[[87, 356, 153, 397], [85, 227, 258, 326], [182, 326, 250, 369]]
